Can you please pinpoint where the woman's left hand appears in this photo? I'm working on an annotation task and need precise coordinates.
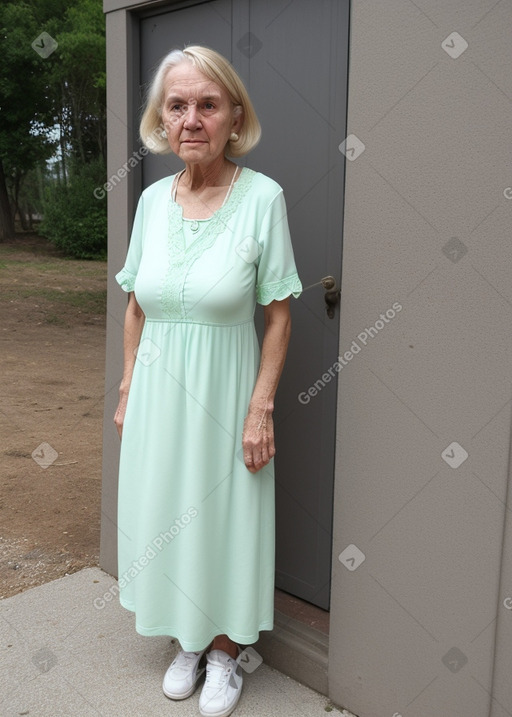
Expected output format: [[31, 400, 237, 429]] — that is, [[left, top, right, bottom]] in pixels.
[[242, 298, 291, 474], [242, 405, 275, 473]]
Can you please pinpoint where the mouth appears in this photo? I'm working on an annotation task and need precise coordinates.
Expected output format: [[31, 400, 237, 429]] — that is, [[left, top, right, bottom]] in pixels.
[[182, 140, 206, 144]]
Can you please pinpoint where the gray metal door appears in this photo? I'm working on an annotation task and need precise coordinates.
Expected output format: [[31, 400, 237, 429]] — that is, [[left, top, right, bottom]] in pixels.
[[138, 0, 349, 609]]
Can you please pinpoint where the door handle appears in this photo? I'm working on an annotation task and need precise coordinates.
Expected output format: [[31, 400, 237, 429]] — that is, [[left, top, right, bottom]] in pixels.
[[321, 276, 341, 319]]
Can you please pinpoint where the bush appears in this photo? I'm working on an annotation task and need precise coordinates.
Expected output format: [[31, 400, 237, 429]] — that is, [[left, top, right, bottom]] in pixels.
[[40, 160, 107, 259]]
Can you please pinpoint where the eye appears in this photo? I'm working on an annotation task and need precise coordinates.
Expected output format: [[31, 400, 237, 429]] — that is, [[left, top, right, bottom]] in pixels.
[[203, 102, 215, 110], [169, 103, 185, 113]]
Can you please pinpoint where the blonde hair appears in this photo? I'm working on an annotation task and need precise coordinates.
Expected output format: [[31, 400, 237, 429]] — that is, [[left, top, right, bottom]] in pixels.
[[139, 45, 261, 158]]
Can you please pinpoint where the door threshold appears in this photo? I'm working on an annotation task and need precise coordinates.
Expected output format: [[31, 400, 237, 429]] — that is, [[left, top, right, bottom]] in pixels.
[[274, 588, 330, 635], [255, 594, 329, 696]]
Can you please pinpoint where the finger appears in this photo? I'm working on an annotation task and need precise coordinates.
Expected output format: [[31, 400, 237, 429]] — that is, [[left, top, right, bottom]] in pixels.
[[244, 447, 263, 472], [253, 459, 265, 472], [114, 412, 123, 439], [243, 451, 255, 471], [266, 418, 275, 451]]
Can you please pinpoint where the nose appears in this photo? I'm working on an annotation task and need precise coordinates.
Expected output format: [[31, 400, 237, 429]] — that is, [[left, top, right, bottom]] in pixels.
[[183, 104, 201, 130]]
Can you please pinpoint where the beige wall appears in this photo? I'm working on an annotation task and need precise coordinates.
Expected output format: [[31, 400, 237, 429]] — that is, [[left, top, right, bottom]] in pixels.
[[329, 2, 512, 716]]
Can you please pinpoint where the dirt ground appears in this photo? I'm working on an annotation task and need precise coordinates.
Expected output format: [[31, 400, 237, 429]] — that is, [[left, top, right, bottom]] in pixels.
[[0, 234, 107, 598]]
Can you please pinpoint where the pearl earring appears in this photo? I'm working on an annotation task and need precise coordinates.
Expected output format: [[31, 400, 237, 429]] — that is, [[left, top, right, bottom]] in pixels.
[[161, 129, 167, 138], [230, 132, 239, 141]]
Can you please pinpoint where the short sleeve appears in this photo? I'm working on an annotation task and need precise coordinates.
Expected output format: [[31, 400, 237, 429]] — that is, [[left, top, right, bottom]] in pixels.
[[255, 190, 302, 305], [115, 194, 144, 292]]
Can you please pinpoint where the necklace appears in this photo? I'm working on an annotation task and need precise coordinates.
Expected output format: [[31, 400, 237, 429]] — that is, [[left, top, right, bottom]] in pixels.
[[172, 165, 240, 232]]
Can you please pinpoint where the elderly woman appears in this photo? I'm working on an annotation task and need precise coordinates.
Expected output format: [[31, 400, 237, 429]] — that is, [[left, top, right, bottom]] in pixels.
[[114, 45, 301, 717]]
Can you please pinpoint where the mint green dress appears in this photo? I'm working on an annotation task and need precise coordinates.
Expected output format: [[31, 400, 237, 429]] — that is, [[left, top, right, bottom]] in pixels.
[[115, 167, 302, 650]]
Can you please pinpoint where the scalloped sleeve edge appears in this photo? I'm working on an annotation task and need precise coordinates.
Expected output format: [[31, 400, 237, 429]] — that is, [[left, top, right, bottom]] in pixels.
[[256, 274, 302, 306], [115, 267, 136, 293]]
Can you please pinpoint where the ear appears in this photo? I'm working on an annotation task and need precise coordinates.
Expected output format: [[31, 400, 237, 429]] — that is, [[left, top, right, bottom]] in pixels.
[[231, 105, 244, 134]]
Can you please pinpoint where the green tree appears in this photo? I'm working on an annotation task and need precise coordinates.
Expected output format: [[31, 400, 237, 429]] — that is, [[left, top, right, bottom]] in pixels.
[[0, 2, 57, 239], [56, 0, 107, 164], [40, 157, 107, 259], [0, 0, 106, 249]]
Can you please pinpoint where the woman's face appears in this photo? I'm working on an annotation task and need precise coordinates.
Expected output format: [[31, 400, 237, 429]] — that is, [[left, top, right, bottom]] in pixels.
[[161, 63, 241, 165]]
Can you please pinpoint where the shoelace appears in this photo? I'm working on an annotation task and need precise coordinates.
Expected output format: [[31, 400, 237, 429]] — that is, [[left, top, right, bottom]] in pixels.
[[205, 660, 232, 688], [173, 651, 200, 670]]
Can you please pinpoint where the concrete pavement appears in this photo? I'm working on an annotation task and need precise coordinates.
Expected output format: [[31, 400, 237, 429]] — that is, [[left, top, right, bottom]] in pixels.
[[0, 567, 343, 716]]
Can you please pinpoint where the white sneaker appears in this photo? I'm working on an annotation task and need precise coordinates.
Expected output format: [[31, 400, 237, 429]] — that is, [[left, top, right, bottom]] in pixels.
[[199, 649, 243, 717], [162, 648, 207, 700]]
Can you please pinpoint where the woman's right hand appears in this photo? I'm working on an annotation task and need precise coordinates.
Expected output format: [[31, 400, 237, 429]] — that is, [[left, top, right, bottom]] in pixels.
[[114, 389, 129, 439]]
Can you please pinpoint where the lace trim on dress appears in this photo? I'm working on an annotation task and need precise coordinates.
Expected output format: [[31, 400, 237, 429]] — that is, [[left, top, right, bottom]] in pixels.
[[115, 267, 136, 293], [162, 167, 255, 320], [256, 274, 303, 305]]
